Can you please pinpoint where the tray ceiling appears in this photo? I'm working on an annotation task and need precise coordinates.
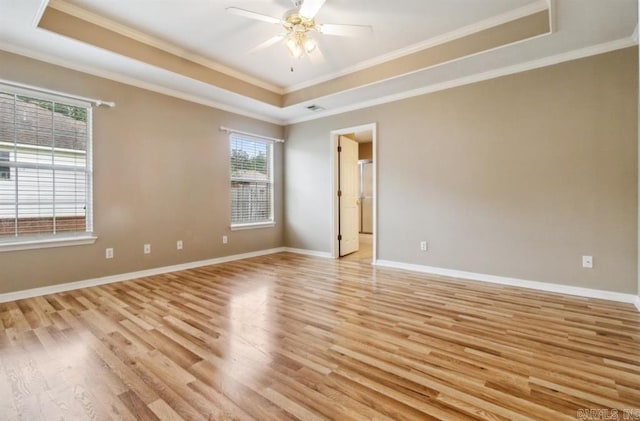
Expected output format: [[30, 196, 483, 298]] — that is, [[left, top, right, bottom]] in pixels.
[[0, 0, 637, 124]]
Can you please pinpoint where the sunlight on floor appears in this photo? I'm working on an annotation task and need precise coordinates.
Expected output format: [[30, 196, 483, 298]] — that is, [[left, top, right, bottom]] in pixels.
[[340, 233, 372, 263]]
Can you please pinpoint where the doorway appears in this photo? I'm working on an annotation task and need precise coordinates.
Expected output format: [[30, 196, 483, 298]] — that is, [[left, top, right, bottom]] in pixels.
[[330, 123, 377, 263]]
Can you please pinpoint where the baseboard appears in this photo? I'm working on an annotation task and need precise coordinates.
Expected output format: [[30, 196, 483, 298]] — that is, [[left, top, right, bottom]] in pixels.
[[0, 247, 287, 303], [374, 260, 638, 304], [4, 249, 635, 310], [282, 247, 333, 259]]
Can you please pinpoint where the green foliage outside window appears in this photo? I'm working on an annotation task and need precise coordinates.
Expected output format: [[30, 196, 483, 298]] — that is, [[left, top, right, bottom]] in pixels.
[[230, 148, 268, 176], [17, 96, 87, 122]]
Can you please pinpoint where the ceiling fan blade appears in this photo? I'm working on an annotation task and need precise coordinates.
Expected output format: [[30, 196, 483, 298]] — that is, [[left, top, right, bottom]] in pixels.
[[299, 0, 326, 19], [248, 35, 285, 53], [318, 23, 372, 37], [226, 7, 281, 24], [308, 45, 325, 65]]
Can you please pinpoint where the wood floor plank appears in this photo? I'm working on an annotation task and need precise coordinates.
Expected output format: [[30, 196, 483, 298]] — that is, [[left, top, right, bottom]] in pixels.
[[148, 398, 186, 421], [119, 389, 161, 420], [187, 379, 256, 421], [0, 353, 19, 420], [1, 252, 639, 420]]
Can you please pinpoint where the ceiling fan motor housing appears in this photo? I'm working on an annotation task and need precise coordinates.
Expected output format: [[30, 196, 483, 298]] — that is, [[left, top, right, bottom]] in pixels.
[[282, 10, 316, 33]]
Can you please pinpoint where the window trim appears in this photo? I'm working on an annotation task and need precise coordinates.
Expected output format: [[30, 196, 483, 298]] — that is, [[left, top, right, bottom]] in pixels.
[[230, 221, 276, 231], [229, 133, 275, 229], [0, 86, 95, 250], [0, 234, 97, 252]]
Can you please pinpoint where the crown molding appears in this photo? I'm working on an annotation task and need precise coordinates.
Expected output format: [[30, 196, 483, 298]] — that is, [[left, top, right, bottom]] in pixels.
[[46, 0, 550, 97], [287, 25, 553, 120], [547, 0, 557, 33], [32, 0, 50, 28], [284, 36, 636, 125], [3, 24, 633, 128], [2, 35, 631, 128], [283, 0, 550, 94], [46, 0, 284, 95], [0, 41, 285, 125]]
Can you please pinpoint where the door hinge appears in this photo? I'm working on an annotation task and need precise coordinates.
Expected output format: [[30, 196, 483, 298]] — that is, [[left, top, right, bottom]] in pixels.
[[337, 190, 342, 197], [338, 234, 342, 241], [337, 146, 342, 152]]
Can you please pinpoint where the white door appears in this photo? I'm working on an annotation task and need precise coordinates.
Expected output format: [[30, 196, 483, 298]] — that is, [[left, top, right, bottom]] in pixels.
[[339, 135, 359, 256]]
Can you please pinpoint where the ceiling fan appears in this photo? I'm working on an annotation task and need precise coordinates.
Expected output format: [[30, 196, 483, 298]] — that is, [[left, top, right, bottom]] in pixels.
[[226, 0, 372, 61]]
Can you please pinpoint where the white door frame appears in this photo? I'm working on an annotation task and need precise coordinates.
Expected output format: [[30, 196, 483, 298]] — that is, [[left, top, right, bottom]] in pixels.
[[330, 123, 377, 262]]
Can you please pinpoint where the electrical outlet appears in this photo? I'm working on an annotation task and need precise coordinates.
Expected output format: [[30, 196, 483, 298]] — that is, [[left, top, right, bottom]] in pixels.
[[582, 255, 593, 268], [177, 240, 183, 250], [420, 241, 428, 251], [222, 235, 228, 244], [144, 244, 151, 254], [105, 248, 114, 259]]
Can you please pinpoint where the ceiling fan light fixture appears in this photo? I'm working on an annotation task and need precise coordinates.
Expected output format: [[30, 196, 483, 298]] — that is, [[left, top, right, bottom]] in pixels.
[[292, 44, 304, 58], [285, 36, 298, 51], [286, 34, 305, 58], [303, 36, 317, 53], [230, 0, 368, 63]]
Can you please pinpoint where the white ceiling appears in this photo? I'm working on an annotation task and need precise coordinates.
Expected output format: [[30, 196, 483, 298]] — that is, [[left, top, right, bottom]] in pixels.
[[0, 0, 637, 125]]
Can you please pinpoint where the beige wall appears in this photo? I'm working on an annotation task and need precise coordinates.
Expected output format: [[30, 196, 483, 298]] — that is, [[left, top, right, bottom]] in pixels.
[[0, 50, 284, 294], [1, 47, 637, 296], [285, 48, 638, 294], [637, 0, 640, 299]]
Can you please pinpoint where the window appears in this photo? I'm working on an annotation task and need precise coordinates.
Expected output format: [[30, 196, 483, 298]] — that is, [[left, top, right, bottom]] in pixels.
[[0, 151, 9, 180], [229, 133, 273, 228], [0, 89, 93, 242]]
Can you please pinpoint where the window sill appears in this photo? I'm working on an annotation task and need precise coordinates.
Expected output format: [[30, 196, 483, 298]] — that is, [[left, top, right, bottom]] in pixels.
[[0, 234, 98, 252], [230, 222, 276, 231]]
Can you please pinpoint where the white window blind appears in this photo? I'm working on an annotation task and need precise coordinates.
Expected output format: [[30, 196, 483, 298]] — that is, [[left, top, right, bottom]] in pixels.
[[0, 151, 9, 180], [229, 133, 273, 226], [0, 89, 93, 240]]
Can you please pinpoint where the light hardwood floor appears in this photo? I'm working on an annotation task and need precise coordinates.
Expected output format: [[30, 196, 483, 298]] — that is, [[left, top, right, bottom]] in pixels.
[[1, 252, 639, 420]]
